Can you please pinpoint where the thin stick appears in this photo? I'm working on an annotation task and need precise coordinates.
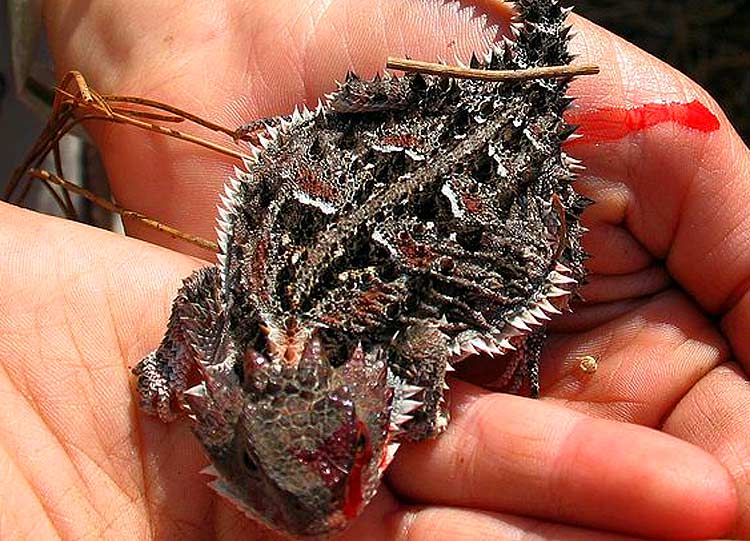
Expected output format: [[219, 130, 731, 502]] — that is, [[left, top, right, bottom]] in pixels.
[[104, 95, 241, 138], [53, 88, 251, 162], [27, 168, 219, 253], [36, 174, 71, 213], [5, 75, 86, 201], [109, 107, 186, 123], [8, 71, 238, 252], [6, 73, 253, 204], [52, 139, 78, 220], [386, 57, 599, 81], [9, 107, 82, 204]]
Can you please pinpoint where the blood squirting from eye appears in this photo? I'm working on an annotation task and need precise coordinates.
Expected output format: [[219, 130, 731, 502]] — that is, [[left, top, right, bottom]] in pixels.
[[564, 99, 720, 146], [342, 422, 373, 519]]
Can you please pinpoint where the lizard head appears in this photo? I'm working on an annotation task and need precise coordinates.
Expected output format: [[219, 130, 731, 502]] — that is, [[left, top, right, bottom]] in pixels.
[[183, 327, 396, 537]]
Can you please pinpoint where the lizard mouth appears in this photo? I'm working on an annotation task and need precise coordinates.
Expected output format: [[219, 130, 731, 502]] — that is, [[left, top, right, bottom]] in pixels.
[[201, 463, 349, 538]]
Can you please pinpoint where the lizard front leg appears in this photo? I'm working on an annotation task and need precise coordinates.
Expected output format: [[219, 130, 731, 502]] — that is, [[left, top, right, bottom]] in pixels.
[[132, 266, 222, 422], [389, 323, 451, 442]]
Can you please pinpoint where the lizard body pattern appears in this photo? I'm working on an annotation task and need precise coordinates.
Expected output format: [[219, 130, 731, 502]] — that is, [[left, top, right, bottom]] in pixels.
[[132, 0, 587, 536]]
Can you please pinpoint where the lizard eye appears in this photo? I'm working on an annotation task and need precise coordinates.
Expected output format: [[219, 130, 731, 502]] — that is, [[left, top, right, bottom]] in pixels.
[[350, 419, 371, 457], [242, 450, 259, 473], [354, 431, 367, 453]]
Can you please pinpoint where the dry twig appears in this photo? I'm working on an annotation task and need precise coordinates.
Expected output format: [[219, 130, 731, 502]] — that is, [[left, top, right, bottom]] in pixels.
[[4, 71, 248, 252], [386, 57, 600, 81], [26, 168, 219, 252]]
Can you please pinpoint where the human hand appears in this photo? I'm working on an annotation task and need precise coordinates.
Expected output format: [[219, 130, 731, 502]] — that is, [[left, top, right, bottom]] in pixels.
[[2, 1, 748, 539]]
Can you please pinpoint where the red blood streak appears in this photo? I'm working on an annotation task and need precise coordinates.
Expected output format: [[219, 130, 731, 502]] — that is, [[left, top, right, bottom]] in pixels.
[[565, 100, 720, 146], [342, 422, 373, 519]]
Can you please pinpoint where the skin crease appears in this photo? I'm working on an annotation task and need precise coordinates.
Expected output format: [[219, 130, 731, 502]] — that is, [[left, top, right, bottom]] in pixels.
[[1, 0, 750, 538]]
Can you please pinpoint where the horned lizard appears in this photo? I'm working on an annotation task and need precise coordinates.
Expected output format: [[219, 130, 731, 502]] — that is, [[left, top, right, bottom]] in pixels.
[[132, 0, 587, 536]]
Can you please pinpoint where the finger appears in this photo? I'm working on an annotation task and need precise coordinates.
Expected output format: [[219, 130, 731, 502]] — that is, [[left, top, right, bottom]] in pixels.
[[576, 266, 670, 304], [386, 507, 657, 541], [541, 290, 728, 425], [459, 289, 727, 427], [388, 380, 737, 539], [0, 203, 229, 539], [663, 363, 750, 538], [42, 0, 512, 254], [545, 175, 672, 326], [0, 365, 82, 539], [566, 17, 750, 369]]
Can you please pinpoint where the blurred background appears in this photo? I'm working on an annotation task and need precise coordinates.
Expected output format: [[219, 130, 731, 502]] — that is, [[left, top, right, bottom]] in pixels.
[[1, 1, 748, 224]]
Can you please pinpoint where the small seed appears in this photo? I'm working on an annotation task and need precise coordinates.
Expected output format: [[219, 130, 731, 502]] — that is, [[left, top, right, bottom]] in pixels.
[[578, 355, 598, 374]]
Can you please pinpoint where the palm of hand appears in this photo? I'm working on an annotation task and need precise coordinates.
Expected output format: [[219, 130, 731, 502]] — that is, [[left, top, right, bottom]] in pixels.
[[3, 1, 750, 539]]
